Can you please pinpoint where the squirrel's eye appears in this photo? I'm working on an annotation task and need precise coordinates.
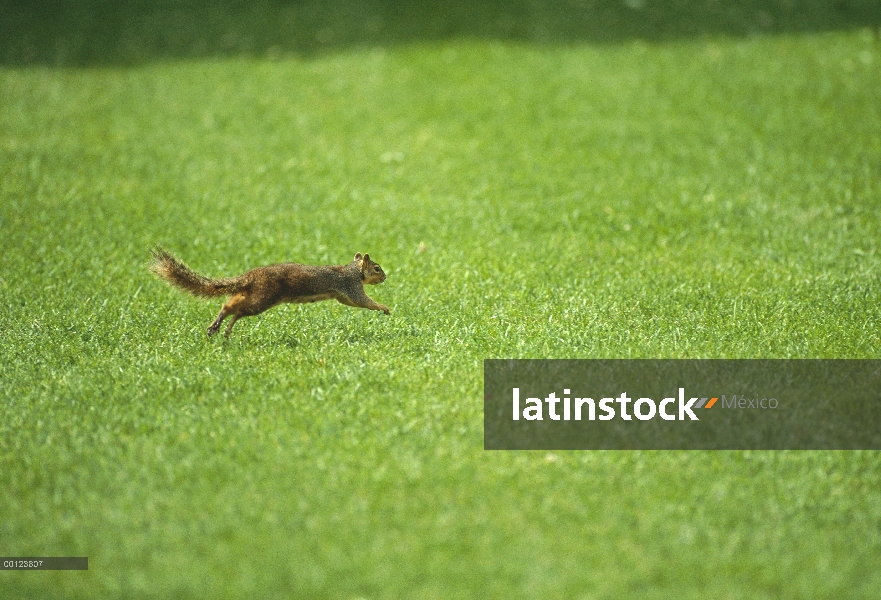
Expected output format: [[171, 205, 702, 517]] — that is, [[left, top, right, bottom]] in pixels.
[[374, 266, 381, 272]]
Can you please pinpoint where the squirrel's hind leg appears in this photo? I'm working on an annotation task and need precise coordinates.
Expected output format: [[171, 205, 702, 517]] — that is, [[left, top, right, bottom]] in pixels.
[[208, 306, 228, 336], [209, 293, 255, 338], [223, 315, 240, 338], [208, 307, 241, 338]]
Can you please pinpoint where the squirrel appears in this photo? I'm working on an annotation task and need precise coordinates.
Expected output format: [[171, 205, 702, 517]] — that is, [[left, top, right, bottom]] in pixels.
[[149, 248, 390, 338]]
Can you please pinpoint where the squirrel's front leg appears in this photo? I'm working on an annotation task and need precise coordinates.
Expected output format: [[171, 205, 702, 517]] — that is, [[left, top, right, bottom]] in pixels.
[[337, 292, 390, 315], [372, 301, 391, 315]]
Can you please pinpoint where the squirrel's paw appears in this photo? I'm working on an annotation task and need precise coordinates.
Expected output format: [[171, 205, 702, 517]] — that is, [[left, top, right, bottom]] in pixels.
[[379, 305, 390, 315]]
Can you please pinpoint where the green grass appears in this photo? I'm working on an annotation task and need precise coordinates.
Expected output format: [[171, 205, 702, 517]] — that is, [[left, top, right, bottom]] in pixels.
[[2, 4, 881, 598]]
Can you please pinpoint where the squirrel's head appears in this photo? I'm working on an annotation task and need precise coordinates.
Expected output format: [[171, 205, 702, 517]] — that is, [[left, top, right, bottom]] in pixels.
[[355, 252, 386, 285]]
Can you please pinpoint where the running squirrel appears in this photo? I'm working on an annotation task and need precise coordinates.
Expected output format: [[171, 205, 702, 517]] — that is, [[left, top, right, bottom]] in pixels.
[[149, 248, 390, 338]]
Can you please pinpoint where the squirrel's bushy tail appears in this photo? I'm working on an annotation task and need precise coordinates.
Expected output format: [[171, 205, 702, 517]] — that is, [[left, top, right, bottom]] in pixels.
[[150, 247, 245, 298]]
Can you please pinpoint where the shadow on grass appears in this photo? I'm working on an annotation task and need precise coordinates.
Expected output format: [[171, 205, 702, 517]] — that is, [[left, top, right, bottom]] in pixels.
[[273, 324, 390, 349], [3, 0, 880, 67]]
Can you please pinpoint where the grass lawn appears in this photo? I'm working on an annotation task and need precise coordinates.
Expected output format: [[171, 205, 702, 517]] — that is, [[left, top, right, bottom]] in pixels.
[[2, 2, 881, 598]]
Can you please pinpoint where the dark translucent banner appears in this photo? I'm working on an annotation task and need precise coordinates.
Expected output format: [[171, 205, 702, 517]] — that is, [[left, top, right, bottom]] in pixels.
[[484, 360, 881, 450], [1, 557, 88, 570]]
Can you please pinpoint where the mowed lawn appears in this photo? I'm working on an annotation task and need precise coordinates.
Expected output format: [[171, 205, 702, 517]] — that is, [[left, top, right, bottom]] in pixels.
[[2, 10, 881, 599]]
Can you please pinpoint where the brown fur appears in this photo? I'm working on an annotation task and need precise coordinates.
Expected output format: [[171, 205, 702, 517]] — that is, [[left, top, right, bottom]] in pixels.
[[150, 248, 389, 338]]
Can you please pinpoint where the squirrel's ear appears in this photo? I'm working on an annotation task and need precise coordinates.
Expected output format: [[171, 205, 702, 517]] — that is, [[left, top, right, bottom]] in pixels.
[[354, 252, 363, 262], [362, 253, 370, 263]]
